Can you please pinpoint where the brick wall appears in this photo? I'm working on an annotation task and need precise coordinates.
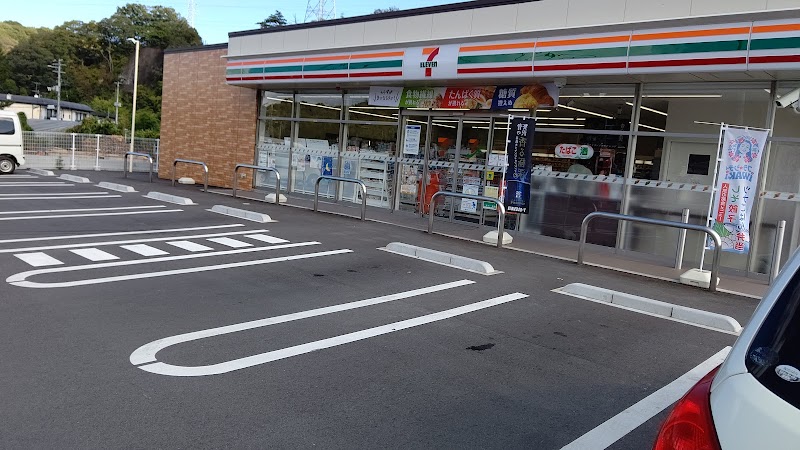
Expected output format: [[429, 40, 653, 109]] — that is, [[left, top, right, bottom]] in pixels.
[[160, 46, 257, 189]]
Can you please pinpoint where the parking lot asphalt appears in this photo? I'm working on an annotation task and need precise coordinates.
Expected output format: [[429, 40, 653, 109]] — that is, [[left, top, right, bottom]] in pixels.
[[0, 170, 758, 449]]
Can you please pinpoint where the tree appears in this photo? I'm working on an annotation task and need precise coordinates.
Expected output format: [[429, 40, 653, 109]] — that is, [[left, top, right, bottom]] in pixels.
[[258, 11, 288, 29], [373, 7, 399, 14]]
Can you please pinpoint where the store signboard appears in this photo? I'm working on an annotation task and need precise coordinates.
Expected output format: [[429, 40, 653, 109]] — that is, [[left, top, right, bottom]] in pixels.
[[403, 124, 422, 154], [403, 45, 459, 80], [708, 126, 768, 253], [368, 83, 557, 110], [555, 144, 594, 159], [505, 117, 535, 214]]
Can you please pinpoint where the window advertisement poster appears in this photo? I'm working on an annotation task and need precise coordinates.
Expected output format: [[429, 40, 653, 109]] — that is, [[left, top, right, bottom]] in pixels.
[[708, 126, 768, 253], [322, 156, 333, 176], [403, 124, 422, 154], [368, 83, 557, 110], [505, 117, 535, 214], [461, 184, 480, 213]]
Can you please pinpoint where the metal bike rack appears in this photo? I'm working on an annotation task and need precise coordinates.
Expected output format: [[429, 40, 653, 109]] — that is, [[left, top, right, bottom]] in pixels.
[[427, 191, 506, 249], [123, 152, 154, 183], [314, 175, 367, 221], [171, 159, 208, 192], [578, 211, 723, 292], [233, 164, 281, 204]]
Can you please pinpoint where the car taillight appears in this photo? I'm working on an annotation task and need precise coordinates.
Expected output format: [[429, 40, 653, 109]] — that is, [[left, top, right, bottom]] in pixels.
[[653, 366, 722, 450]]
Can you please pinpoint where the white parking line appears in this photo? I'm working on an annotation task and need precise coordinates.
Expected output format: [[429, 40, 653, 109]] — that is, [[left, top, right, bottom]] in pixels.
[[132, 290, 526, 377], [0, 175, 37, 178], [0, 224, 244, 244], [120, 244, 169, 257], [245, 233, 289, 244], [0, 205, 165, 215], [168, 241, 213, 252], [7, 241, 325, 288], [0, 182, 73, 187], [0, 229, 270, 255], [0, 195, 121, 201], [560, 347, 731, 450], [0, 192, 108, 196], [207, 237, 252, 248], [0, 209, 182, 221], [70, 248, 119, 262], [13, 252, 63, 267]]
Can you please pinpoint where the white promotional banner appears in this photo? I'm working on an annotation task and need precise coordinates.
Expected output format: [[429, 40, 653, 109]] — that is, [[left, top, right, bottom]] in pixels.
[[709, 126, 769, 253]]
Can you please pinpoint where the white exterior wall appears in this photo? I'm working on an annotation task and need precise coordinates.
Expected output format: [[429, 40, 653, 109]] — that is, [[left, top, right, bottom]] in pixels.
[[228, 0, 800, 57]]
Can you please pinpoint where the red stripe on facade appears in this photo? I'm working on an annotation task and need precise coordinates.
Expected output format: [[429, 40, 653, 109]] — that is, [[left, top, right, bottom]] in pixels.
[[749, 55, 800, 64], [457, 66, 533, 74], [628, 56, 746, 68], [534, 61, 626, 72], [262, 75, 303, 80], [302, 73, 350, 79], [348, 71, 403, 78]]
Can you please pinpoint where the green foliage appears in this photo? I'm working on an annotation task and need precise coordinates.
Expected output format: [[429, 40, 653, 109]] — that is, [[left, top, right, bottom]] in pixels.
[[259, 11, 288, 29], [373, 7, 400, 14], [67, 116, 123, 135], [0, 21, 40, 53], [0, 4, 203, 139], [16, 112, 33, 131]]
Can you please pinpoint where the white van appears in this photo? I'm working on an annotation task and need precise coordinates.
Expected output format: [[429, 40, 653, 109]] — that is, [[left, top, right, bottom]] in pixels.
[[0, 110, 26, 174]]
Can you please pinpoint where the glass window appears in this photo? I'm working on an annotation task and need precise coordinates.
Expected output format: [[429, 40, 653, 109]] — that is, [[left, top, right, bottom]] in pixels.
[[551, 84, 635, 131], [346, 93, 399, 123], [298, 94, 342, 121], [0, 118, 15, 135], [260, 91, 293, 118]]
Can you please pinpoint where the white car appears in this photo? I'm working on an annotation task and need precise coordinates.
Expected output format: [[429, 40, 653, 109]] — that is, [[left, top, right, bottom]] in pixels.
[[653, 249, 800, 449], [0, 110, 26, 174]]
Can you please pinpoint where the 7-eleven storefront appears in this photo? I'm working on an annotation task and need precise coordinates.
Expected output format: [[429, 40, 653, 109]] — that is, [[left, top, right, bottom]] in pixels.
[[164, 1, 800, 278]]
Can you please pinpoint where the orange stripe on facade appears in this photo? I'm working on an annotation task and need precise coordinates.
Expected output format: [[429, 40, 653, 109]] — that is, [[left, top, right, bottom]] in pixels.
[[349, 51, 405, 59], [422, 47, 438, 55], [229, 57, 305, 66], [752, 23, 800, 34], [303, 54, 350, 62], [537, 35, 630, 48], [460, 42, 535, 52], [632, 27, 751, 42]]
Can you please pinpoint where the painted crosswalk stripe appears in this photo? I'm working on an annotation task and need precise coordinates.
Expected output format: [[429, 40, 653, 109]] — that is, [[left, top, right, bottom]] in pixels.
[[120, 244, 169, 257], [245, 234, 289, 244], [207, 237, 252, 248], [14, 252, 63, 267], [70, 248, 119, 262], [167, 241, 213, 252]]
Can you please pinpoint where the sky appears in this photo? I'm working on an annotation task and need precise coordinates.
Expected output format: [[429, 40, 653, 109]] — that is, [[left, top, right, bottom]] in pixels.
[[4, 0, 469, 45]]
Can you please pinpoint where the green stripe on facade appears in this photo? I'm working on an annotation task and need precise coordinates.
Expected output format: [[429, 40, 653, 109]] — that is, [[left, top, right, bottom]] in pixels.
[[629, 40, 747, 57], [263, 65, 302, 73], [303, 62, 349, 72], [749, 36, 800, 51], [534, 47, 628, 61], [457, 53, 533, 65], [226, 68, 243, 75], [348, 60, 403, 70]]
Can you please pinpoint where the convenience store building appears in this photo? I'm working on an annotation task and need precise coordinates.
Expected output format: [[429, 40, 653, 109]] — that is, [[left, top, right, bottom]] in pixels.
[[160, 0, 800, 278]]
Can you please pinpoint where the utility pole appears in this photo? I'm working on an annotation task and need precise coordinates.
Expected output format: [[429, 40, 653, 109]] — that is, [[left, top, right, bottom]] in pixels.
[[33, 82, 40, 97], [47, 59, 63, 120], [114, 80, 122, 124]]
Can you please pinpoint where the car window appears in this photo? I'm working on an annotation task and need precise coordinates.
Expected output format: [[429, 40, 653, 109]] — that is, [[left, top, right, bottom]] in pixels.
[[0, 118, 15, 135], [746, 270, 800, 409]]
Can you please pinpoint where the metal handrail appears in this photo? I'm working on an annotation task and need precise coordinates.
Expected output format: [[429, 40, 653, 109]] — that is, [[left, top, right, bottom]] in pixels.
[[314, 175, 367, 221], [171, 159, 209, 192], [578, 212, 723, 292], [123, 152, 154, 182], [427, 191, 506, 248], [233, 164, 281, 204]]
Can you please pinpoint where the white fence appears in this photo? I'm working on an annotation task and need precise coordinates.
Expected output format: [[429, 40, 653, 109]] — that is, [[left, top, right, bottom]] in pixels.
[[22, 132, 159, 172]]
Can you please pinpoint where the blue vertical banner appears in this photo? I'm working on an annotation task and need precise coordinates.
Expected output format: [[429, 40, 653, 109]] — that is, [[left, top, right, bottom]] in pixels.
[[322, 156, 333, 176], [504, 117, 534, 214]]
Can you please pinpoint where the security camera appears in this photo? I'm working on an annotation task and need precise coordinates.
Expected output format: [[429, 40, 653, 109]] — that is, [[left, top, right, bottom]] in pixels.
[[776, 88, 800, 108]]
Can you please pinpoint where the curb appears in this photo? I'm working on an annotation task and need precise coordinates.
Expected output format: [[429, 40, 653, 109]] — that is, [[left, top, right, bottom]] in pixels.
[[380, 242, 501, 275], [97, 182, 136, 193], [208, 205, 273, 223], [28, 168, 55, 176], [59, 174, 91, 183], [554, 283, 742, 334], [144, 191, 195, 205]]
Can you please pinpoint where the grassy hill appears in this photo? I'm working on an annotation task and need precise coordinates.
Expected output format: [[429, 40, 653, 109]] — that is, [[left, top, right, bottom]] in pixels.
[[0, 21, 40, 53]]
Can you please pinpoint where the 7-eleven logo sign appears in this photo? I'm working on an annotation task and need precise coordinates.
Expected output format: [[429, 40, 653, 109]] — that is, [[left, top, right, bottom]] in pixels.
[[420, 47, 440, 77]]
